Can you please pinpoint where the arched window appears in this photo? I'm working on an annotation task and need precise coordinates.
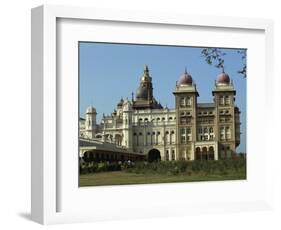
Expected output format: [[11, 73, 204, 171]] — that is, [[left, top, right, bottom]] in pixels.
[[171, 150, 175, 161], [219, 96, 224, 105], [226, 126, 231, 139], [225, 96, 230, 105], [166, 150, 169, 161], [171, 130, 175, 144], [220, 127, 225, 140], [180, 97, 185, 107], [187, 97, 192, 106]]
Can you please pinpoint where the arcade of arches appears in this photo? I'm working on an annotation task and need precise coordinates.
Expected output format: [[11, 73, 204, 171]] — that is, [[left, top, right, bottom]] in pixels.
[[195, 146, 215, 160], [82, 150, 144, 163]]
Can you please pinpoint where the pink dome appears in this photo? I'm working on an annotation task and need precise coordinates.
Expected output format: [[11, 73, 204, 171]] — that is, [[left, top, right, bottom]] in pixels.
[[178, 69, 193, 85], [217, 71, 230, 84]]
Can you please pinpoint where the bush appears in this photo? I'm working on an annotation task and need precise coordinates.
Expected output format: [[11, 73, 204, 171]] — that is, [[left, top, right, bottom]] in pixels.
[[80, 158, 246, 176]]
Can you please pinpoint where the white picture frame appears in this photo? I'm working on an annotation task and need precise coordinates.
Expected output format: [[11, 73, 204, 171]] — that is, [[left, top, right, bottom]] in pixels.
[[31, 5, 274, 225]]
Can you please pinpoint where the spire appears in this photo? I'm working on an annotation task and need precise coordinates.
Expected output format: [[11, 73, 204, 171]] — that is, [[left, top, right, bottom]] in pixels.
[[222, 66, 225, 73], [184, 66, 187, 74], [144, 64, 149, 73]]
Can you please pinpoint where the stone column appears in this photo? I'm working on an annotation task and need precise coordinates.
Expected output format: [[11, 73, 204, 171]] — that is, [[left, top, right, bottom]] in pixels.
[[214, 142, 219, 160]]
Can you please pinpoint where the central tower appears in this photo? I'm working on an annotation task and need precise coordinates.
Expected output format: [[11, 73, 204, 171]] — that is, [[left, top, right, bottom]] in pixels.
[[132, 65, 162, 110]]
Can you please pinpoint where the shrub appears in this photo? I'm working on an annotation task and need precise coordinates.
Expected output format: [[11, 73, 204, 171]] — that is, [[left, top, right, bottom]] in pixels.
[[80, 158, 246, 176]]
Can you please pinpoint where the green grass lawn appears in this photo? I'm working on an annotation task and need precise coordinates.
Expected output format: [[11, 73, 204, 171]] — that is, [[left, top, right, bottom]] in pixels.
[[79, 170, 246, 187]]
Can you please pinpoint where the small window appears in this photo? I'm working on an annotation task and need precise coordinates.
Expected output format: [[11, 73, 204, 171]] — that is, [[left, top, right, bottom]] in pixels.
[[152, 132, 155, 135], [144, 118, 148, 121], [147, 132, 151, 135], [171, 130, 175, 134], [225, 96, 230, 105], [162, 117, 165, 120], [157, 117, 160, 121], [139, 118, 143, 121], [180, 97, 185, 107], [165, 131, 169, 134], [169, 117, 173, 120], [133, 133, 137, 136], [139, 132, 142, 136], [219, 96, 224, 105]]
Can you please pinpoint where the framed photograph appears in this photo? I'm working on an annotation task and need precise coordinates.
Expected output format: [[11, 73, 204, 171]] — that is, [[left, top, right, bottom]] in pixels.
[[31, 5, 274, 225]]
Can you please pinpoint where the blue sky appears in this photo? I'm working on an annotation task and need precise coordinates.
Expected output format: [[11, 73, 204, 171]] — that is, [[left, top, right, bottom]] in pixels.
[[79, 42, 246, 153]]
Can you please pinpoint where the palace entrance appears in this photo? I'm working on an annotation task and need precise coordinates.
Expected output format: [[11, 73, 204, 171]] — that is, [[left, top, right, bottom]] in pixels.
[[147, 149, 161, 162]]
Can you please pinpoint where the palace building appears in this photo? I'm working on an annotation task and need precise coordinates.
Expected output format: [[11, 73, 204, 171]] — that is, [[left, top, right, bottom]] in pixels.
[[79, 65, 241, 161]]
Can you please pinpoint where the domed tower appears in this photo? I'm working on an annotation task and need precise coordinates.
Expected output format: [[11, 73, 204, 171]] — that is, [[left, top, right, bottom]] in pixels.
[[212, 68, 238, 159], [85, 106, 97, 139], [173, 68, 199, 161], [132, 65, 161, 110]]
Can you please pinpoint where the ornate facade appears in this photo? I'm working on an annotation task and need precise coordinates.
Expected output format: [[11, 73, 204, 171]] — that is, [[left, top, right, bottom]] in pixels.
[[80, 65, 241, 161]]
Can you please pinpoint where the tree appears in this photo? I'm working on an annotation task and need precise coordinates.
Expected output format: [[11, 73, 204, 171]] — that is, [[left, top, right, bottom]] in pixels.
[[201, 48, 247, 78]]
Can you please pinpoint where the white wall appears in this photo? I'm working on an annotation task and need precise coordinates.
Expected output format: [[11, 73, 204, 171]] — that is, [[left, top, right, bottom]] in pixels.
[[0, 0, 280, 229]]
